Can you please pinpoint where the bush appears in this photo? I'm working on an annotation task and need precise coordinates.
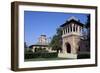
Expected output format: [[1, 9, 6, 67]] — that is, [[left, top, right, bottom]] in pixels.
[[25, 52, 58, 59], [35, 48, 48, 53], [77, 53, 90, 59], [25, 52, 41, 59], [42, 52, 58, 58]]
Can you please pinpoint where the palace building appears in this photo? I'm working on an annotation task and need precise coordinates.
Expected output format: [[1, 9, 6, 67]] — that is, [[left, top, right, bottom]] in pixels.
[[29, 35, 55, 53], [29, 16, 90, 59]]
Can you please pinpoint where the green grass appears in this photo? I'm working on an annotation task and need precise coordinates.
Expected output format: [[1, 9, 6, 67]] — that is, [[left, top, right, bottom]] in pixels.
[[25, 57, 75, 62]]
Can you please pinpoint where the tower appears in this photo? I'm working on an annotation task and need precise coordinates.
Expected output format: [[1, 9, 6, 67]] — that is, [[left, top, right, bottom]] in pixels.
[[38, 35, 48, 45], [59, 16, 84, 58]]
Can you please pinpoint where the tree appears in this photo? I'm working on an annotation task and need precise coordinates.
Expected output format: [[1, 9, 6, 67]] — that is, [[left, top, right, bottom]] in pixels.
[[49, 28, 62, 53], [86, 15, 90, 28], [79, 15, 90, 52], [24, 42, 27, 48], [85, 15, 90, 40], [24, 42, 30, 53], [82, 15, 90, 40]]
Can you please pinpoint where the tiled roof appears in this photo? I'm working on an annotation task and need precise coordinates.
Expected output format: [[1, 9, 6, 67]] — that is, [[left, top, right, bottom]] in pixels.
[[60, 19, 84, 27]]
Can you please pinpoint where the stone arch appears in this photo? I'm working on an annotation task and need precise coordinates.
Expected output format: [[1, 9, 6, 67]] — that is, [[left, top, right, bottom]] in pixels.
[[65, 42, 71, 53]]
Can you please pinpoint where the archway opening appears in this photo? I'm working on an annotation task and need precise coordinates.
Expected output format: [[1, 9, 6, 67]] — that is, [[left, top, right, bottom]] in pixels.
[[66, 43, 71, 53]]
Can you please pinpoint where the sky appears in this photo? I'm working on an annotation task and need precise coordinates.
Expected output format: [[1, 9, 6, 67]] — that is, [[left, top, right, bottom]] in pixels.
[[24, 11, 89, 46]]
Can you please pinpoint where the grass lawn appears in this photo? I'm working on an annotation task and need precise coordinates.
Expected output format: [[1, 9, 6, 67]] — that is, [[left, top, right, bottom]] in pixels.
[[25, 57, 75, 62]]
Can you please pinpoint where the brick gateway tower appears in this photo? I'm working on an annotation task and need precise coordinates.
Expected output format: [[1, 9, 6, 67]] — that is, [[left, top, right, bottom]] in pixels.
[[58, 17, 84, 58]]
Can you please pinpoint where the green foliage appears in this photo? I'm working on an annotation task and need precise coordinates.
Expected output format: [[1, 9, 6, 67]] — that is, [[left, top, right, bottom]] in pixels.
[[25, 52, 40, 59], [25, 49, 33, 54], [24, 42, 28, 48], [35, 48, 48, 53], [83, 15, 90, 41], [41, 52, 58, 58], [85, 15, 90, 28], [49, 28, 62, 52], [24, 42, 30, 54], [25, 52, 58, 59], [82, 15, 90, 41], [77, 53, 90, 59]]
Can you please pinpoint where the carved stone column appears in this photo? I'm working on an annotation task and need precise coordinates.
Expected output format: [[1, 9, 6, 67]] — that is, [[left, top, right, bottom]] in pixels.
[[72, 24, 74, 32], [63, 29, 64, 35], [78, 26, 80, 33], [75, 25, 76, 32]]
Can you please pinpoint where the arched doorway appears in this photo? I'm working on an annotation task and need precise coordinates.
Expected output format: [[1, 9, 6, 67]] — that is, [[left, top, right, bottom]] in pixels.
[[66, 43, 71, 53]]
